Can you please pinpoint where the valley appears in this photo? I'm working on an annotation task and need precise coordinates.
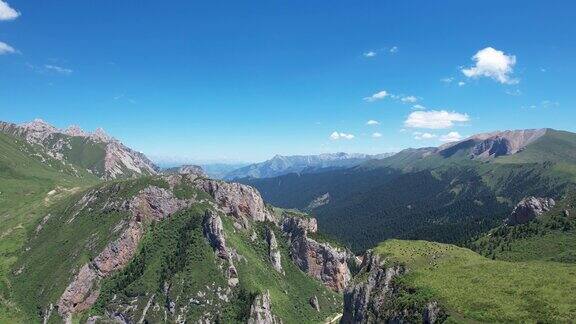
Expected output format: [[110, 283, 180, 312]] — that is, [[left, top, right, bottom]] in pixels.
[[1, 120, 576, 323]]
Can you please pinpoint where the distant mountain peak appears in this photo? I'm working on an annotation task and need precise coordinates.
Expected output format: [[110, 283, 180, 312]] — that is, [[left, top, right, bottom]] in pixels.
[[224, 152, 394, 180], [1, 118, 157, 180], [90, 127, 113, 143], [439, 128, 548, 159], [64, 125, 87, 137]]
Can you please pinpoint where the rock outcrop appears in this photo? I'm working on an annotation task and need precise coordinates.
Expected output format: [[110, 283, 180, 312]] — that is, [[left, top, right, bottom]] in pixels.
[[248, 290, 282, 324], [203, 210, 230, 259], [56, 186, 187, 321], [196, 179, 276, 224], [341, 251, 443, 323], [309, 295, 320, 312], [265, 227, 284, 274], [282, 217, 350, 292], [203, 210, 239, 286], [506, 196, 556, 225]]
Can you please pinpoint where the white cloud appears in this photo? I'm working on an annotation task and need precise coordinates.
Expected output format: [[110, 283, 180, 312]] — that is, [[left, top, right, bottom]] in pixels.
[[372, 132, 382, 138], [413, 132, 437, 140], [0, 41, 15, 55], [405, 110, 470, 129], [364, 90, 389, 102], [462, 47, 518, 84], [401, 95, 418, 103], [440, 131, 463, 142], [441, 77, 453, 83], [366, 120, 380, 126], [330, 131, 355, 140], [412, 104, 426, 110], [505, 88, 522, 96], [458, 81, 466, 86], [521, 100, 559, 110], [0, 0, 19, 21], [44, 64, 73, 75], [389, 46, 398, 53], [363, 51, 377, 58], [541, 100, 559, 109]]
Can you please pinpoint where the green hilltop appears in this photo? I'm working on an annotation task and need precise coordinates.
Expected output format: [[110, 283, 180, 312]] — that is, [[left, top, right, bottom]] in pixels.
[[373, 239, 576, 322]]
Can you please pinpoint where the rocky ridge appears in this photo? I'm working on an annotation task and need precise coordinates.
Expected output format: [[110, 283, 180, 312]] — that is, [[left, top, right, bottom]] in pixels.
[[0, 119, 158, 179], [28, 170, 345, 322], [342, 251, 444, 323], [281, 216, 351, 292]]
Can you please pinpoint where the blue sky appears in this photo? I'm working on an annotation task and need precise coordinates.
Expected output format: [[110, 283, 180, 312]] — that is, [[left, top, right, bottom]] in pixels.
[[0, 1, 575, 163]]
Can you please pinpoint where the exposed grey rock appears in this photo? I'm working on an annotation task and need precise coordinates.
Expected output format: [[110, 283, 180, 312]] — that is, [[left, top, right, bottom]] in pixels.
[[203, 210, 229, 260], [265, 227, 284, 274], [424, 301, 441, 324], [64, 125, 87, 137], [196, 179, 276, 224], [341, 251, 444, 323], [506, 196, 556, 225], [248, 290, 281, 324], [309, 295, 320, 311], [564, 210, 570, 218], [202, 210, 239, 287], [104, 141, 158, 180], [281, 217, 317, 236], [282, 217, 350, 292]]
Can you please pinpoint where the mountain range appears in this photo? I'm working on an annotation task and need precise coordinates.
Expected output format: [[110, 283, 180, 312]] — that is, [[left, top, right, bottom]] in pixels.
[[223, 152, 394, 180], [0, 119, 158, 180], [2, 120, 576, 323], [242, 128, 576, 251]]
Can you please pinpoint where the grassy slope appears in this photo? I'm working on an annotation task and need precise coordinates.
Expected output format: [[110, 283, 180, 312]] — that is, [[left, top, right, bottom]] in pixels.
[[0, 132, 99, 323], [375, 240, 576, 322], [57, 135, 107, 176]]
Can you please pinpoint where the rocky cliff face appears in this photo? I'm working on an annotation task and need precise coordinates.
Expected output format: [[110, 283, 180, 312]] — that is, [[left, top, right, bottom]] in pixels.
[[282, 217, 350, 292], [0, 119, 158, 179], [196, 178, 276, 225], [265, 226, 284, 274], [248, 290, 282, 324], [341, 251, 444, 323], [506, 196, 556, 225], [203, 210, 240, 286]]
